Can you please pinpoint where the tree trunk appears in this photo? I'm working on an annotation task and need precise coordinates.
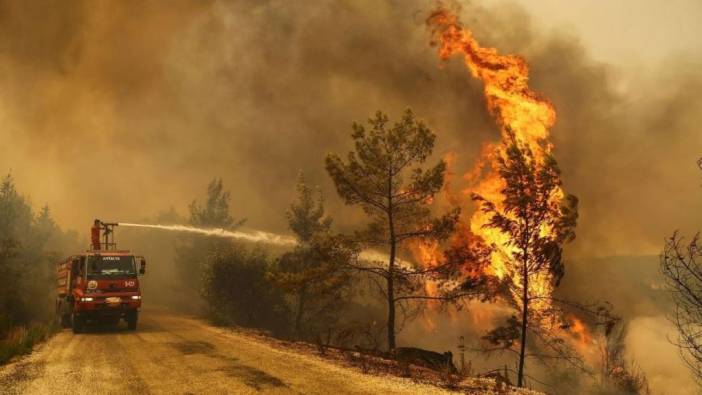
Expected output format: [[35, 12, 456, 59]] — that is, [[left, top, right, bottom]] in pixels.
[[517, 259, 529, 387], [387, 242, 396, 350], [294, 288, 307, 339], [386, 166, 397, 351]]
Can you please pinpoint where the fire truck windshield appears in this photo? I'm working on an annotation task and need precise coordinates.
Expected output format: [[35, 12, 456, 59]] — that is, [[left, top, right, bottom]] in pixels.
[[87, 255, 136, 278]]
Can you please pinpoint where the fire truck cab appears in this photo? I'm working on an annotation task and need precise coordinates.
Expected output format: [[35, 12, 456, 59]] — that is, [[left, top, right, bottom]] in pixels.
[[56, 221, 146, 333]]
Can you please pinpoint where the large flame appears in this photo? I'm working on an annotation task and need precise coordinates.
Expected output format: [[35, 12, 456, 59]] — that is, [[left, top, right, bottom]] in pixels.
[[419, 8, 594, 350], [426, 8, 560, 309]]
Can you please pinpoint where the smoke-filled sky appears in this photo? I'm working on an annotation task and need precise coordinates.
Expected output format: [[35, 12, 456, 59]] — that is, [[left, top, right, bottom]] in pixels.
[[0, 0, 700, 257]]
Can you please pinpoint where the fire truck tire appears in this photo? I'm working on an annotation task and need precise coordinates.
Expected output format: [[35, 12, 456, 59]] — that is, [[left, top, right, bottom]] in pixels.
[[72, 314, 84, 334], [61, 313, 71, 328], [126, 312, 138, 331], [55, 300, 70, 328]]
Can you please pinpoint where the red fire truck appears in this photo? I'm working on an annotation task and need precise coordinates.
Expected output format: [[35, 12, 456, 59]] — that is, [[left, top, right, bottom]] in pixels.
[[56, 220, 146, 333]]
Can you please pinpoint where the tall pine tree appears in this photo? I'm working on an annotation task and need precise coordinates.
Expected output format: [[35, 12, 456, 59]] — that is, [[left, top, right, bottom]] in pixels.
[[326, 109, 458, 350]]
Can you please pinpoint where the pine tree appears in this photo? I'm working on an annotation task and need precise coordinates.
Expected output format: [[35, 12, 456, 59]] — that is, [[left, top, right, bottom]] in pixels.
[[174, 178, 245, 311], [473, 134, 578, 387], [0, 175, 77, 333], [272, 173, 353, 339], [326, 109, 459, 350]]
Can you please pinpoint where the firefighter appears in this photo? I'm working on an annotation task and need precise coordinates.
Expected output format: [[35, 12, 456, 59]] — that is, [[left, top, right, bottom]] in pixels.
[[91, 219, 101, 250]]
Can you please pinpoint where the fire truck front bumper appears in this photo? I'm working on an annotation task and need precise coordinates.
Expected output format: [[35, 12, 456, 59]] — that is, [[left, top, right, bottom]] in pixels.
[[75, 295, 141, 314]]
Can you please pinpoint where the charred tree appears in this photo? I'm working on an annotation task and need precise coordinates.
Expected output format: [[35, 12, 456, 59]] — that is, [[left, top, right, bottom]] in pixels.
[[325, 109, 459, 350]]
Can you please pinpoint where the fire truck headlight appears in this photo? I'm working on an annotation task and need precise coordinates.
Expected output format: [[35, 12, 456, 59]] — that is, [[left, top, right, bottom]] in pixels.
[[131, 295, 141, 300], [80, 297, 94, 302]]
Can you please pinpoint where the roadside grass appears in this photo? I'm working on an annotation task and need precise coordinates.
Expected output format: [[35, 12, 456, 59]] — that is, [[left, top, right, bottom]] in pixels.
[[0, 321, 58, 365]]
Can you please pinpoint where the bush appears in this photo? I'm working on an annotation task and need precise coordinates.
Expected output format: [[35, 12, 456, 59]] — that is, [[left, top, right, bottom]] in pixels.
[[202, 243, 290, 335], [0, 322, 58, 365]]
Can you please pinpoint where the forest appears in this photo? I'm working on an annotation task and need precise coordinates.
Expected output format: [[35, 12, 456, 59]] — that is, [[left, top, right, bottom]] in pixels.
[[0, 1, 700, 394], [3, 109, 697, 394]]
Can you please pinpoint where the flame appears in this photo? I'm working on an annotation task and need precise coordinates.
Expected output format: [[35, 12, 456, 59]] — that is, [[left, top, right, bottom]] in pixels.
[[409, 238, 443, 310], [569, 317, 593, 345], [565, 316, 600, 364], [424, 9, 565, 312]]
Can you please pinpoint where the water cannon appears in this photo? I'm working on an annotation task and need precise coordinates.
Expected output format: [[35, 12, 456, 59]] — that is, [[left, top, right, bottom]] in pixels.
[[90, 219, 119, 250]]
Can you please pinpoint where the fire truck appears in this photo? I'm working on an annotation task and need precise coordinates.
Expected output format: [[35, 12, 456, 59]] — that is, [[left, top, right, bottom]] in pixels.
[[56, 220, 146, 333]]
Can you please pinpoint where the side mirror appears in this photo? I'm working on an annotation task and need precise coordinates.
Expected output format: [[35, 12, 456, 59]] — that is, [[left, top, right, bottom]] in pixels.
[[71, 259, 80, 276], [139, 258, 146, 275]]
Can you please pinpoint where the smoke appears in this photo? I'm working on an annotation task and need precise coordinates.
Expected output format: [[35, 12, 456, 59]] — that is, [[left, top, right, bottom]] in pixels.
[[0, 0, 698, 256], [0, 0, 700, 392]]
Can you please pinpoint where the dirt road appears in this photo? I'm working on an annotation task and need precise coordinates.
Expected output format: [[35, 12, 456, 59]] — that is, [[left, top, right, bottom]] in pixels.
[[0, 309, 455, 395]]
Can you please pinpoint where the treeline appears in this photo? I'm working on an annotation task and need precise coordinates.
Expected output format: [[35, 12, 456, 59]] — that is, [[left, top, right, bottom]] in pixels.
[[168, 109, 648, 394], [183, 176, 376, 345], [174, 110, 454, 349], [0, 175, 81, 361]]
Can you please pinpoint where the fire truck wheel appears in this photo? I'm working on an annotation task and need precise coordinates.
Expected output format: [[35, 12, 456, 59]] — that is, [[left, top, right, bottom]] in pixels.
[[71, 314, 84, 334], [61, 313, 71, 328], [126, 312, 138, 331]]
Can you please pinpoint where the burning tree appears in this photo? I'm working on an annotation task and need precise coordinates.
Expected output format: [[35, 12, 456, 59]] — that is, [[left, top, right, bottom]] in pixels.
[[474, 134, 579, 387], [325, 109, 459, 350], [426, 8, 586, 387], [660, 157, 702, 385]]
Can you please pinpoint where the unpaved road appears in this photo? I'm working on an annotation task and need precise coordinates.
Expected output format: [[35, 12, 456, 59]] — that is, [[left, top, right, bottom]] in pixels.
[[0, 309, 455, 395]]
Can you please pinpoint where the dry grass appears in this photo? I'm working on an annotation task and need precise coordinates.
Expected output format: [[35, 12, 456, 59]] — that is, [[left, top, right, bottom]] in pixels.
[[222, 326, 544, 394], [0, 323, 57, 365]]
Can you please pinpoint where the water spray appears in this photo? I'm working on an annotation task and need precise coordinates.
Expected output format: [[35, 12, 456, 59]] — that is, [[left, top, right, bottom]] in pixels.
[[118, 223, 297, 246], [116, 222, 405, 265]]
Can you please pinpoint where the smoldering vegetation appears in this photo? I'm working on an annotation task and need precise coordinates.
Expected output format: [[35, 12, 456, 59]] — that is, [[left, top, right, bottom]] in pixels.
[[0, 0, 700, 393]]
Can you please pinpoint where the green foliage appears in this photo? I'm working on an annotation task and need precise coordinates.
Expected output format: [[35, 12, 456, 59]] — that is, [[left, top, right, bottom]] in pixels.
[[325, 109, 459, 350], [0, 174, 79, 339], [188, 178, 245, 228], [174, 178, 245, 311], [286, 172, 332, 243], [325, 109, 457, 246], [202, 244, 289, 334], [271, 173, 355, 339]]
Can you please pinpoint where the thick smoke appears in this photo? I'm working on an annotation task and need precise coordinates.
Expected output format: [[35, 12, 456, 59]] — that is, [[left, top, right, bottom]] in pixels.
[[0, 0, 700, 392], [0, 0, 699, 255]]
